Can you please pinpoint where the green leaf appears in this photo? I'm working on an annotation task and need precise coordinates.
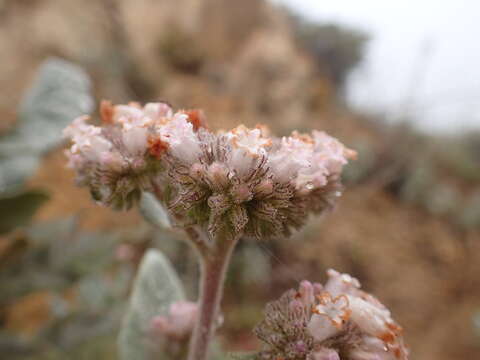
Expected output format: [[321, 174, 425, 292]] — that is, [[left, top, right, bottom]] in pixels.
[[118, 249, 185, 360], [139, 192, 171, 229], [0, 190, 49, 234], [0, 57, 93, 195]]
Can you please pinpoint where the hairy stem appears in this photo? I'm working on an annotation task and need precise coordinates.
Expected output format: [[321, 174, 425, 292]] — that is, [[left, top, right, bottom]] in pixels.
[[187, 233, 239, 360]]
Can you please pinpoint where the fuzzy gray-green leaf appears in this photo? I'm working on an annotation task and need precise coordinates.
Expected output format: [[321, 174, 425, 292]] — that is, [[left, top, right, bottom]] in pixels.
[[139, 192, 172, 229], [0, 57, 93, 195], [118, 249, 184, 360]]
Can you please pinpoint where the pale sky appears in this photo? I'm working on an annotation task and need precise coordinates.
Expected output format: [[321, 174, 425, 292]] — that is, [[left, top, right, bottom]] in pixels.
[[273, 0, 480, 133]]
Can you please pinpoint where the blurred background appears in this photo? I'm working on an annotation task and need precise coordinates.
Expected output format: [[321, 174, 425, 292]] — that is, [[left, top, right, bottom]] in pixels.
[[0, 0, 479, 359]]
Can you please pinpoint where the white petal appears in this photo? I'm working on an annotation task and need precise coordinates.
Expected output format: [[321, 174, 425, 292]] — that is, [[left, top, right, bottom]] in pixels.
[[307, 313, 341, 342], [348, 296, 394, 341], [122, 126, 148, 155], [325, 268, 361, 297]]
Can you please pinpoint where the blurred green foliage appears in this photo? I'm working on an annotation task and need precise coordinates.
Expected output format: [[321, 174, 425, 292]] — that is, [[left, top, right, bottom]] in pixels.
[[0, 58, 93, 235], [0, 190, 49, 234], [0, 58, 92, 195], [0, 217, 133, 359]]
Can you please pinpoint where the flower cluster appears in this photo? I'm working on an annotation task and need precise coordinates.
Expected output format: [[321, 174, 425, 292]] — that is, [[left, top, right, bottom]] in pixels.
[[63, 101, 355, 240], [63, 101, 179, 209], [254, 269, 409, 360]]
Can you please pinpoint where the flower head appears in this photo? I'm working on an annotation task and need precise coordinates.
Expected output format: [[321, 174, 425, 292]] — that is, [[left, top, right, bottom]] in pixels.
[[254, 270, 408, 360], [64, 101, 354, 238], [63, 101, 187, 209]]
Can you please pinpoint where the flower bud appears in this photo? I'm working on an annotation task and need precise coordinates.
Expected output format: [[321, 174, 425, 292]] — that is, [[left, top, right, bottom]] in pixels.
[[231, 183, 253, 204], [254, 179, 273, 197], [298, 280, 315, 306], [207, 162, 230, 189], [310, 348, 340, 360], [189, 163, 205, 178], [115, 244, 135, 262], [151, 301, 198, 341], [105, 151, 126, 169]]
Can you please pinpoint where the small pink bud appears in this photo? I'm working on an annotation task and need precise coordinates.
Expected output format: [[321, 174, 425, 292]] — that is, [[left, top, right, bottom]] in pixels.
[[294, 340, 308, 353], [131, 158, 146, 171], [115, 244, 135, 262], [289, 299, 304, 311], [189, 163, 205, 178], [208, 162, 230, 188], [99, 152, 124, 172], [313, 283, 324, 296], [151, 315, 169, 332], [254, 179, 273, 197], [311, 348, 340, 360], [299, 280, 315, 306], [231, 183, 253, 203], [151, 301, 198, 340]]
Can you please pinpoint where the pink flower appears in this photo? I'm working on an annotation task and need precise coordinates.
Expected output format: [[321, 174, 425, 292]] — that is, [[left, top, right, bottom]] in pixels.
[[348, 296, 399, 344], [157, 113, 201, 164], [310, 348, 341, 360], [151, 301, 198, 340], [349, 336, 400, 360], [308, 293, 351, 342], [324, 268, 361, 297], [113, 103, 169, 156], [312, 130, 357, 176], [255, 270, 408, 360], [121, 126, 149, 155], [112, 104, 146, 127], [226, 125, 271, 177], [143, 102, 173, 120], [299, 280, 315, 306], [268, 135, 313, 182], [307, 269, 407, 359], [63, 116, 112, 163]]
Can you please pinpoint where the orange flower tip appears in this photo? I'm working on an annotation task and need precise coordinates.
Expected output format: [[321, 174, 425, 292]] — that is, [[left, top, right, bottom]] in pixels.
[[387, 322, 403, 334], [183, 109, 207, 131], [100, 100, 114, 124], [128, 101, 142, 108], [378, 331, 396, 344], [341, 308, 352, 321], [292, 130, 314, 144], [148, 136, 169, 159], [317, 292, 333, 305], [255, 123, 272, 137], [346, 148, 358, 160]]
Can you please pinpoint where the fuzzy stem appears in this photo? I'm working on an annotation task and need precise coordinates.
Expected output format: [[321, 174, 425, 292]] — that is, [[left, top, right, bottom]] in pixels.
[[187, 233, 239, 360]]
